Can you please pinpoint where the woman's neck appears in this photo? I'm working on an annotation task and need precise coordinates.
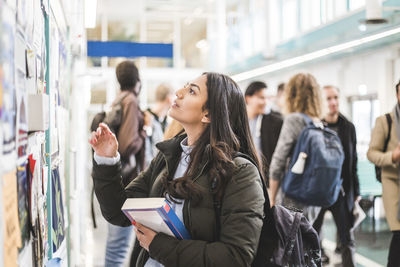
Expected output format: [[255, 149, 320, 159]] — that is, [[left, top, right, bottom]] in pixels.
[[183, 124, 207, 146]]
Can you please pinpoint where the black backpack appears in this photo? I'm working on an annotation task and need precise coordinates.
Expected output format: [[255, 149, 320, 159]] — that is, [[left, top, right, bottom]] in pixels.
[[214, 153, 321, 267], [374, 113, 392, 183], [90, 94, 128, 134], [130, 147, 321, 267]]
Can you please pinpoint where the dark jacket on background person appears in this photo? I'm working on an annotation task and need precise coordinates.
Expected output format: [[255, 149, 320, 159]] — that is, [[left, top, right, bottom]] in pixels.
[[327, 113, 360, 212], [92, 135, 265, 267], [260, 111, 283, 183], [113, 91, 146, 184]]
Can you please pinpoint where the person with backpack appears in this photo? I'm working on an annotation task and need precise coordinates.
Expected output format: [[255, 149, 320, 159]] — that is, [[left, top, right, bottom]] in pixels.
[[269, 73, 335, 220], [312, 85, 359, 267], [143, 83, 174, 167], [244, 81, 283, 186], [367, 80, 400, 267], [101, 60, 146, 267], [89, 72, 267, 267]]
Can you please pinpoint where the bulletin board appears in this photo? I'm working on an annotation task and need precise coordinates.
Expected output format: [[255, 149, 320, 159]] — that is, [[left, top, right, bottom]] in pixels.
[[0, 0, 72, 266]]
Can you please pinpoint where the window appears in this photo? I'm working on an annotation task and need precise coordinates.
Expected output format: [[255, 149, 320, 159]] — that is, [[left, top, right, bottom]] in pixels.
[[282, 0, 298, 40], [349, 0, 366, 10]]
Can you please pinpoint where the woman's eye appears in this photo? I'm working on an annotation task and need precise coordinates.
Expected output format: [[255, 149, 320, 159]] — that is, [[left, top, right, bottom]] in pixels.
[[189, 88, 195, 94]]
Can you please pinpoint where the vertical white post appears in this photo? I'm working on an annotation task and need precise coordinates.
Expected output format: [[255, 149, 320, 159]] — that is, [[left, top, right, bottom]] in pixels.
[[101, 13, 108, 68], [173, 16, 182, 69], [139, 0, 148, 107], [216, 0, 226, 71]]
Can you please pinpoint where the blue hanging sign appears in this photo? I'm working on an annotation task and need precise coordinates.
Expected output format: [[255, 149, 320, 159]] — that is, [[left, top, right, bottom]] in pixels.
[[87, 41, 173, 58]]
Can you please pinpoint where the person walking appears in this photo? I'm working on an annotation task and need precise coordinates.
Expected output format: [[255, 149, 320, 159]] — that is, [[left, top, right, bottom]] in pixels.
[[367, 81, 400, 267], [313, 85, 360, 267], [269, 73, 323, 222], [102, 60, 146, 267], [244, 81, 283, 186]]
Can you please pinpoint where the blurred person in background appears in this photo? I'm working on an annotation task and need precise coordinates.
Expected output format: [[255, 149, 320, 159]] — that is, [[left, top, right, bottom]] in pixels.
[[245, 81, 283, 186], [104, 60, 146, 267], [270, 82, 285, 113], [367, 81, 400, 267], [144, 83, 174, 166], [269, 73, 323, 221], [313, 85, 359, 267]]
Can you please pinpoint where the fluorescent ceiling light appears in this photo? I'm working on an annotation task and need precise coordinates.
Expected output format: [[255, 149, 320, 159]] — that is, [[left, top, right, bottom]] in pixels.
[[85, 0, 98, 29], [231, 26, 400, 82]]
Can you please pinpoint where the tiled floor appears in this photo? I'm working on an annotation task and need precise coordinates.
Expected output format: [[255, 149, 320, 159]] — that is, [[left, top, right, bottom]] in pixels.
[[321, 212, 390, 267]]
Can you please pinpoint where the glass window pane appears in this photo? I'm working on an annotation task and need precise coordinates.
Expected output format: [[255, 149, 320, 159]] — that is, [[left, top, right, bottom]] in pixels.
[[301, 0, 321, 31], [350, 0, 365, 10], [310, 0, 321, 28], [269, 0, 280, 45], [334, 0, 347, 17], [352, 100, 372, 160], [282, 0, 297, 39]]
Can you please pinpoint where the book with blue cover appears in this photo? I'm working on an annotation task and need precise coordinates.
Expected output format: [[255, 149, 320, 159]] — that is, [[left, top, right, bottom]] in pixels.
[[121, 197, 191, 240]]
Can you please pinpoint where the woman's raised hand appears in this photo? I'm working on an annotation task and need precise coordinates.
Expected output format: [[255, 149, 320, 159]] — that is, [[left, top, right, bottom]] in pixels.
[[89, 123, 118, 158]]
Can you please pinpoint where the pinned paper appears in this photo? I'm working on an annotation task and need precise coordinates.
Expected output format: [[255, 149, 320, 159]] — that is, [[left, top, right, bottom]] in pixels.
[[26, 49, 36, 79], [3, 170, 22, 267]]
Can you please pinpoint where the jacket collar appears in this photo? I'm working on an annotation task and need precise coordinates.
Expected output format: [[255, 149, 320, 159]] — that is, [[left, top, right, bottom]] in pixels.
[[156, 134, 209, 179], [156, 134, 186, 172]]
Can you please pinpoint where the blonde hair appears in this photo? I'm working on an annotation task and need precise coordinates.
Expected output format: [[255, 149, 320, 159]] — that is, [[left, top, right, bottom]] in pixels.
[[283, 73, 323, 118], [155, 83, 173, 102]]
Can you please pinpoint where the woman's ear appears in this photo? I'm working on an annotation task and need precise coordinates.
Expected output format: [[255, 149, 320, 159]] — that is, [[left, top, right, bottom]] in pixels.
[[201, 112, 211, 124]]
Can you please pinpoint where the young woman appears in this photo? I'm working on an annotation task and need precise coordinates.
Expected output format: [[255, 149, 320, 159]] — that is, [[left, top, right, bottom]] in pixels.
[[269, 73, 323, 219], [89, 72, 267, 267]]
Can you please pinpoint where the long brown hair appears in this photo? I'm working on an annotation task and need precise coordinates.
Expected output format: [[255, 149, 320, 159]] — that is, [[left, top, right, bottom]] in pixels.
[[284, 73, 323, 118], [162, 72, 261, 204]]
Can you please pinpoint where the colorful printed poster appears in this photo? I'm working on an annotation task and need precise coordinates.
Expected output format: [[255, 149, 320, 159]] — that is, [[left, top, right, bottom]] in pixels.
[[16, 68, 28, 160], [15, 31, 28, 160], [17, 163, 30, 249], [28, 151, 46, 266], [0, 8, 16, 156], [51, 167, 65, 253], [2, 170, 22, 267]]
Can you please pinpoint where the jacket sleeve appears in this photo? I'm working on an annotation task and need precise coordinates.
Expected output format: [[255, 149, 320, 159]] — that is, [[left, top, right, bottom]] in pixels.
[[92, 154, 160, 226], [367, 116, 395, 167], [118, 95, 145, 159], [350, 123, 360, 197], [148, 162, 265, 267], [269, 114, 305, 181]]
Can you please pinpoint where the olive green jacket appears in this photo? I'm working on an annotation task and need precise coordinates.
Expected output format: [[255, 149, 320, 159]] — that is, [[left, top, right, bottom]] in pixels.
[[92, 135, 265, 267]]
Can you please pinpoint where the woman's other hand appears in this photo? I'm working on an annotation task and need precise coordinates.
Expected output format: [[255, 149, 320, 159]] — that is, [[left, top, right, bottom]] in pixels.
[[89, 123, 118, 157], [134, 223, 157, 252]]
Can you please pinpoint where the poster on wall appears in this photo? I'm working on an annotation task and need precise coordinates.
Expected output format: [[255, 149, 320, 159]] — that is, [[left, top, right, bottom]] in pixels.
[[51, 167, 65, 253], [16, 0, 27, 29], [0, 6, 17, 158], [28, 150, 45, 266], [32, 0, 43, 52], [2, 170, 22, 267], [15, 32, 28, 161], [25, 0, 34, 44], [17, 163, 30, 250]]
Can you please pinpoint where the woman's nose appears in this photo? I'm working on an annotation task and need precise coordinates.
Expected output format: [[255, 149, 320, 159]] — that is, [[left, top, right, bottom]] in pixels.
[[176, 88, 184, 98]]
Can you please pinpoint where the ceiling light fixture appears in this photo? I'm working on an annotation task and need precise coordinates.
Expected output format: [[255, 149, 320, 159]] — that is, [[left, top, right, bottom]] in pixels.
[[231, 26, 400, 82]]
